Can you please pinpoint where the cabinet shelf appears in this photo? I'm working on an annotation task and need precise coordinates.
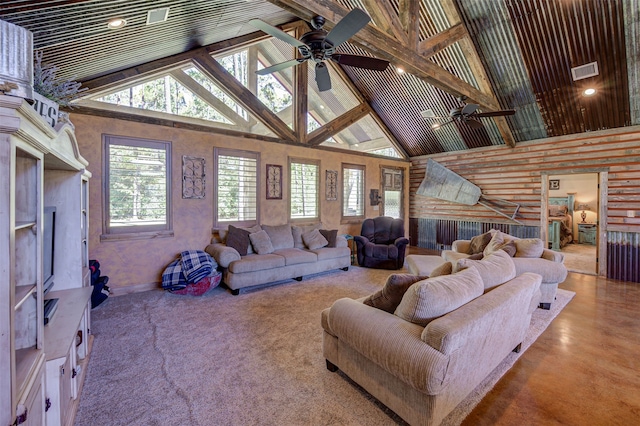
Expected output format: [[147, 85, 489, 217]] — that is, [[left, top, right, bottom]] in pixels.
[[14, 284, 36, 310], [15, 347, 44, 398]]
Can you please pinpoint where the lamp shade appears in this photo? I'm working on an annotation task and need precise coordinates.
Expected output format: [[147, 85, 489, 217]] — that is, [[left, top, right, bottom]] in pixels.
[[577, 203, 591, 211]]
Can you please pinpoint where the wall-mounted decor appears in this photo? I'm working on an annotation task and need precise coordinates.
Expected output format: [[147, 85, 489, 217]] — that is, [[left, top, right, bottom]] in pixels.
[[182, 156, 205, 199], [549, 179, 560, 190], [326, 170, 338, 201], [266, 164, 282, 199]]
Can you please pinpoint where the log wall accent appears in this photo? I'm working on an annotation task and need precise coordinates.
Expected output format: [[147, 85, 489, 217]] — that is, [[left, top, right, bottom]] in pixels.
[[410, 125, 640, 282]]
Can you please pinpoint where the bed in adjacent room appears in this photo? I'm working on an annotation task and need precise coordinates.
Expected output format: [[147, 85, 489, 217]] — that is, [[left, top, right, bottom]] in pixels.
[[548, 195, 574, 250]]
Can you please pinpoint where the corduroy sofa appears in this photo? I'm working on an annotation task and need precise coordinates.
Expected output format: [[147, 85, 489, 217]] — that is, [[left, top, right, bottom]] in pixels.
[[440, 230, 568, 309], [321, 269, 542, 426], [205, 223, 351, 294]]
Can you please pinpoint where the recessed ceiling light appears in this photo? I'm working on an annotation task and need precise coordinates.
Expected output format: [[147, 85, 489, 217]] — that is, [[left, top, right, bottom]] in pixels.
[[107, 18, 127, 29], [396, 66, 404, 74], [583, 88, 596, 96]]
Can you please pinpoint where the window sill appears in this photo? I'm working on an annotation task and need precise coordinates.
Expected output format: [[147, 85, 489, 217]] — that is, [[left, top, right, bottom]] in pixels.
[[100, 230, 174, 242]]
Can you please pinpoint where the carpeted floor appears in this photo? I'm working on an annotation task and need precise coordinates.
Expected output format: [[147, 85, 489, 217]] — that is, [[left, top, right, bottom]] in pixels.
[[74, 267, 574, 426], [560, 243, 597, 275]]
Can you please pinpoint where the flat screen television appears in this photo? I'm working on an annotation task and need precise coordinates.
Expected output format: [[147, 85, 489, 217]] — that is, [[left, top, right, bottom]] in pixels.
[[43, 206, 56, 294]]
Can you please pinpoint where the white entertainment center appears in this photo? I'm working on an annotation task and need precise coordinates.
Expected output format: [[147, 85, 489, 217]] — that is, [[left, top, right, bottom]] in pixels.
[[1, 94, 92, 425]]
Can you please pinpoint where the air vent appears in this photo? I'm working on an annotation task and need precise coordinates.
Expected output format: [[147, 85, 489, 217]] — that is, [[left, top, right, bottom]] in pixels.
[[571, 61, 599, 81], [146, 7, 170, 25], [420, 109, 436, 118]]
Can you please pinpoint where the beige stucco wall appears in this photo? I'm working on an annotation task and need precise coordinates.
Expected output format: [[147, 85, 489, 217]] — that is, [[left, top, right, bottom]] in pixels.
[[70, 113, 409, 291]]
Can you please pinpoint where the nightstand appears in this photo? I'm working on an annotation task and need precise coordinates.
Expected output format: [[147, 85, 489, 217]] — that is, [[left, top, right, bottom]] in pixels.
[[578, 223, 596, 245]]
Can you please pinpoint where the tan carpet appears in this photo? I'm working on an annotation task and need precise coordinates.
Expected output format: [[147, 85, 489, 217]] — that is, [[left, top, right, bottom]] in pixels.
[[561, 243, 597, 275], [74, 267, 574, 426]]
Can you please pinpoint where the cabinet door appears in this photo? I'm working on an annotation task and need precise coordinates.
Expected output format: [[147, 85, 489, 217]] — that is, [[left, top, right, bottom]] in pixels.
[[18, 363, 45, 426]]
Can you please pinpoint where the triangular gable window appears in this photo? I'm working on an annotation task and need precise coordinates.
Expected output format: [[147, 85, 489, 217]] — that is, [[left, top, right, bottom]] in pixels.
[[321, 113, 400, 157]]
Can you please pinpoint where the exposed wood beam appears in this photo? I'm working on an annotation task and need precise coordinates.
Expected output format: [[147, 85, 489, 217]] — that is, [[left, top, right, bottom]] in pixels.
[[168, 70, 253, 129], [294, 22, 308, 142], [307, 103, 370, 146], [418, 23, 466, 57], [360, 0, 408, 45], [266, 0, 501, 111], [191, 50, 297, 141], [399, 0, 420, 50]]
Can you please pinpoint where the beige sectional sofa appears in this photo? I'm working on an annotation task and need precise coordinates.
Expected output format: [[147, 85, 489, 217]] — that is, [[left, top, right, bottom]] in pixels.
[[441, 230, 568, 309], [322, 269, 543, 426], [205, 223, 351, 294]]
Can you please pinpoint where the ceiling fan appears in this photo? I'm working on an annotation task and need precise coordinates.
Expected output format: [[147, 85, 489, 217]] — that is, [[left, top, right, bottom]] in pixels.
[[249, 8, 390, 92], [422, 96, 516, 130]]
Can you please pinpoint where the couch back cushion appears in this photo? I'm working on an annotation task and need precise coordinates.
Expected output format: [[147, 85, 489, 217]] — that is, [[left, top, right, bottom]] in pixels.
[[262, 224, 294, 250], [514, 238, 544, 258], [394, 267, 484, 326], [292, 223, 322, 248], [454, 249, 517, 291], [363, 274, 429, 313]]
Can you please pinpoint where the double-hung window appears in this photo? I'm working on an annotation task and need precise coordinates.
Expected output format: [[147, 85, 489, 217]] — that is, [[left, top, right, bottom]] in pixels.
[[342, 163, 365, 220], [102, 135, 172, 240], [289, 158, 319, 221], [214, 148, 259, 228]]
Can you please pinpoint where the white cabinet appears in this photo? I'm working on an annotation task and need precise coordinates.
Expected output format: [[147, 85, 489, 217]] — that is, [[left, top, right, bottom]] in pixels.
[[1, 95, 91, 426]]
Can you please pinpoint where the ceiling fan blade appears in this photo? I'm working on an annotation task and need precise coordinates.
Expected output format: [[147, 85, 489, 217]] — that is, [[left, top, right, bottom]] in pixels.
[[315, 63, 331, 92], [330, 53, 389, 71], [249, 19, 307, 49], [465, 118, 484, 129], [474, 109, 516, 118], [256, 59, 303, 75], [432, 119, 456, 130], [461, 103, 479, 116], [325, 8, 371, 47]]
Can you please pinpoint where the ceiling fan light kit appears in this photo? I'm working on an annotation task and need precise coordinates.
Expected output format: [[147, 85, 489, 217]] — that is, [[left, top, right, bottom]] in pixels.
[[249, 8, 390, 92]]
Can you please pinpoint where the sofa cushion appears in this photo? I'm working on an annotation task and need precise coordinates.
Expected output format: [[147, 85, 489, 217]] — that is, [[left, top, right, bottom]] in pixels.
[[292, 223, 323, 248], [394, 267, 484, 326], [454, 250, 517, 291], [467, 231, 493, 254], [262, 224, 294, 250], [319, 229, 338, 247], [226, 225, 251, 256], [514, 238, 544, 258], [273, 248, 317, 266], [363, 242, 399, 259], [363, 274, 429, 313], [429, 261, 453, 277], [312, 246, 351, 261], [249, 230, 274, 254], [227, 253, 285, 273], [303, 229, 329, 249]]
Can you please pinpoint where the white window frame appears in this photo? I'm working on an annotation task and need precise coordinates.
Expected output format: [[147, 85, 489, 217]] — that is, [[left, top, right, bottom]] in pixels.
[[342, 163, 366, 221], [102, 134, 173, 241], [289, 157, 320, 222], [214, 148, 260, 228]]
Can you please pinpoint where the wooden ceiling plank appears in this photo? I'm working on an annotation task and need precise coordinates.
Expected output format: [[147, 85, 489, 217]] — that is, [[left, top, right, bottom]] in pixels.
[[399, 0, 420, 50], [191, 50, 297, 141], [360, 0, 408, 45], [168, 69, 254, 129], [267, 0, 501, 111], [307, 103, 370, 146]]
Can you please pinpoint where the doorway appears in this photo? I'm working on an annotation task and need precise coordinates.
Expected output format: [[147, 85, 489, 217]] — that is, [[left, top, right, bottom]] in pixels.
[[380, 167, 404, 219], [545, 172, 601, 275]]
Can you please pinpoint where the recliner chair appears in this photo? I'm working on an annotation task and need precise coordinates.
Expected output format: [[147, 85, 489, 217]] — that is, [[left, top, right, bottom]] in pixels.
[[354, 216, 409, 269]]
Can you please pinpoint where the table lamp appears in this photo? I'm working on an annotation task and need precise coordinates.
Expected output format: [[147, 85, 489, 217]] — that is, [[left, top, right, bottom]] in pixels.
[[577, 203, 591, 223]]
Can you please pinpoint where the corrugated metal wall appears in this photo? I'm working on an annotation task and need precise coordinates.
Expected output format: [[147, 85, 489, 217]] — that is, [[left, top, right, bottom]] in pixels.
[[608, 231, 640, 282]]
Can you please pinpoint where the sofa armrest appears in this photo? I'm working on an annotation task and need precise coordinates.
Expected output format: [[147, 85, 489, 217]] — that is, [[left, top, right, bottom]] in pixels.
[[394, 236, 410, 247], [204, 243, 241, 268], [451, 240, 471, 253], [327, 298, 450, 394], [541, 248, 564, 263]]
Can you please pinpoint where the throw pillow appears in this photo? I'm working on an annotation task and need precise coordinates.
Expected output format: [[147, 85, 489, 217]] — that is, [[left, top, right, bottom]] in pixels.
[[363, 274, 429, 313], [466, 231, 493, 254], [500, 240, 517, 257], [292, 223, 323, 248], [468, 253, 484, 260], [514, 238, 544, 258], [262, 223, 294, 250], [454, 250, 516, 291], [302, 229, 329, 250], [483, 230, 505, 257], [394, 267, 484, 327], [249, 230, 274, 255], [319, 229, 338, 248], [428, 261, 452, 278], [226, 225, 251, 256]]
